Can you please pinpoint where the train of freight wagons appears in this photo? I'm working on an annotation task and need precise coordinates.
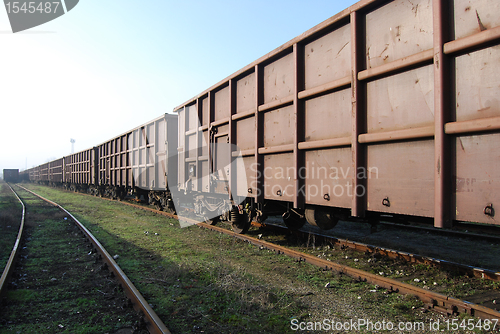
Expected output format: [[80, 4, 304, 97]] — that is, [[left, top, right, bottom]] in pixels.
[[15, 0, 500, 233]]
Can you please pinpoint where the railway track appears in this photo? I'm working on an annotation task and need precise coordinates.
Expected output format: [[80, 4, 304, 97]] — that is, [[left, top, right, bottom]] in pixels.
[[256, 222, 500, 282], [17, 184, 500, 323], [377, 220, 500, 244], [200, 223, 500, 320], [0, 183, 25, 302], [2, 185, 171, 334], [85, 192, 500, 321]]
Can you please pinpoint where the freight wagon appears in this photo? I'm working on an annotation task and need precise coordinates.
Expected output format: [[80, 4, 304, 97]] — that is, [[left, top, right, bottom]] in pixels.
[[39, 163, 49, 183], [3, 169, 19, 183], [24, 114, 179, 213], [48, 158, 64, 185], [29, 166, 40, 182], [174, 0, 500, 233], [63, 147, 98, 193], [95, 113, 178, 211], [19, 169, 29, 182], [27, 158, 65, 186]]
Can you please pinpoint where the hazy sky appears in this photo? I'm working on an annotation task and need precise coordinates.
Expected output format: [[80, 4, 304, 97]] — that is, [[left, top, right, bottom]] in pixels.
[[0, 0, 357, 171]]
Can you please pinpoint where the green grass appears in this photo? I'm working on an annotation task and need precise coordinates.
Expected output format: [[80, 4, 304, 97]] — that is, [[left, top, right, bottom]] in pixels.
[[12, 184, 478, 333], [0, 187, 142, 334]]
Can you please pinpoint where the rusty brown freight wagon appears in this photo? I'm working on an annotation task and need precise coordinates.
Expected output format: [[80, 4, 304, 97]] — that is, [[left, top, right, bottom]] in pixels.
[[39, 163, 49, 183], [47, 158, 64, 185], [175, 0, 500, 233], [96, 114, 178, 211], [19, 169, 29, 182], [3, 169, 19, 183], [63, 148, 98, 192], [29, 166, 40, 182], [33, 159, 64, 185]]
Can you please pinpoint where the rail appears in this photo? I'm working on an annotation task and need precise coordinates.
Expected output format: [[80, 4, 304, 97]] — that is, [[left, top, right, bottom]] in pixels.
[[0, 183, 26, 303], [204, 223, 500, 319], [256, 222, 500, 282], [21, 186, 500, 321], [16, 185, 171, 334], [91, 196, 500, 320]]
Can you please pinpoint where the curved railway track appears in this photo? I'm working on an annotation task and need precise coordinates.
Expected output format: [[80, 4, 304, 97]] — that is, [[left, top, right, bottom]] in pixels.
[[89, 192, 500, 321], [68, 187, 500, 282], [9, 185, 172, 334], [18, 184, 500, 322], [0, 183, 25, 302]]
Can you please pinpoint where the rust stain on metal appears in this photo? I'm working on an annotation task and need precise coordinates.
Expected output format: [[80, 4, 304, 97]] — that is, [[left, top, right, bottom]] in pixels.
[[337, 41, 349, 56], [458, 137, 465, 151], [412, 3, 419, 17], [476, 10, 487, 32], [477, 106, 492, 113], [379, 43, 389, 58], [366, 46, 371, 68]]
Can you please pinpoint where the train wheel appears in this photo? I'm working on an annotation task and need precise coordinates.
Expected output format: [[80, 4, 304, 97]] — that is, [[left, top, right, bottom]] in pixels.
[[282, 210, 305, 230], [305, 208, 338, 230], [231, 207, 251, 234]]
